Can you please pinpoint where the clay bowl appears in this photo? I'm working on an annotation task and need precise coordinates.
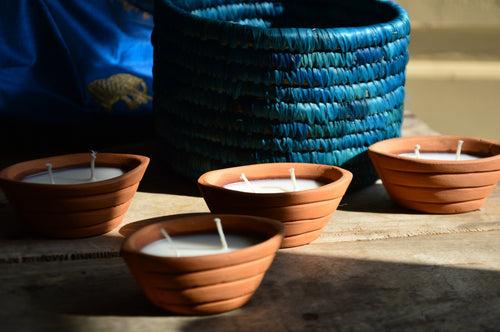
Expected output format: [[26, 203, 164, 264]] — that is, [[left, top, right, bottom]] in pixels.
[[197, 163, 353, 248], [121, 213, 284, 315], [0, 153, 149, 237], [368, 135, 500, 214]]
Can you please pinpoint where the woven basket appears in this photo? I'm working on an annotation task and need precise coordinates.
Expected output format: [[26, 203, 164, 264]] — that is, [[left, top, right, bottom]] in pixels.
[[154, 0, 410, 189]]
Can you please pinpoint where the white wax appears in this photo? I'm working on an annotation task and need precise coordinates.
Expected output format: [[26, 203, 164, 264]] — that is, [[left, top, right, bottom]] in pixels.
[[398, 152, 480, 161], [140, 233, 261, 257], [22, 167, 124, 184], [223, 178, 325, 193]]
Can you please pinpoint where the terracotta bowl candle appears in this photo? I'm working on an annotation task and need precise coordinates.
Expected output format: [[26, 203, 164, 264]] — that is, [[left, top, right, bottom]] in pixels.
[[197, 163, 353, 248], [121, 213, 283, 315], [368, 136, 500, 214], [0, 153, 149, 237]]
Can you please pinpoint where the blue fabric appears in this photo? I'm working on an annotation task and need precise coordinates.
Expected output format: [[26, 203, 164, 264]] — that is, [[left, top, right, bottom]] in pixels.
[[0, 0, 153, 125]]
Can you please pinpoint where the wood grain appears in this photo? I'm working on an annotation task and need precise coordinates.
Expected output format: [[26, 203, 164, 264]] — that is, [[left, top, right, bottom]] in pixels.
[[1, 112, 499, 331]]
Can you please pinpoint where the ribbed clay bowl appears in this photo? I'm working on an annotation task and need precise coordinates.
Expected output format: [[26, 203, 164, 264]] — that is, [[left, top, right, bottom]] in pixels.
[[197, 163, 352, 248], [368, 136, 500, 214], [121, 213, 284, 315], [0, 153, 149, 237]]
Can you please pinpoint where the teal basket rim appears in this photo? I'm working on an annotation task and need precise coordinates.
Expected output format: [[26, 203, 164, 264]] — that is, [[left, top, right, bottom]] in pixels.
[[158, 0, 411, 52]]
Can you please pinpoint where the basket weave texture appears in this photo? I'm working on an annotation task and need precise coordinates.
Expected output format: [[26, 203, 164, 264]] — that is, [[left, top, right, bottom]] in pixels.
[[154, 0, 410, 189]]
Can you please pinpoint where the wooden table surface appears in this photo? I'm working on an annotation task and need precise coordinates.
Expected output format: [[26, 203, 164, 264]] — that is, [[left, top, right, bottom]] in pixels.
[[1, 113, 499, 331]]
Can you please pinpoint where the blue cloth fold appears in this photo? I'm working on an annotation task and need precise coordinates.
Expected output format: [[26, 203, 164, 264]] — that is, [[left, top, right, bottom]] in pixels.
[[0, 0, 153, 124]]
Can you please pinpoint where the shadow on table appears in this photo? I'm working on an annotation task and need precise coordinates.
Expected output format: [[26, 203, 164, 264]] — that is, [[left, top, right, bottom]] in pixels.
[[106, 142, 201, 197], [16, 251, 500, 330], [177, 253, 500, 331], [339, 181, 419, 214], [138, 161, 201, 197]]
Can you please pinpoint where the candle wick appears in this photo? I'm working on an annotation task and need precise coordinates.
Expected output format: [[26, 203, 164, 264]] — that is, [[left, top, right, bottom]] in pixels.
[[240, 173, 256, 193], [46, 163, 55, 184], [214, 218, 228, 251], [90, 150, 97, 181], [160, 228, 178, 257], [289, 167, 298, 191], [456, 140, 464, 161], [414, 144, 421, 159]]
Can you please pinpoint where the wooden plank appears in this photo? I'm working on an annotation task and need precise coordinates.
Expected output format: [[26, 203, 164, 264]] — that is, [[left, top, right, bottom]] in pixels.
[[1, 184, 499, 263], [1, 113, 499, 330], [2, 113, 500, 262], [2, 231, 499, 331]]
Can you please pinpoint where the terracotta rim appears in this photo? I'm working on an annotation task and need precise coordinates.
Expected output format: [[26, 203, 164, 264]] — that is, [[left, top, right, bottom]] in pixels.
[[121, 213, 284, 267], [198, 162, 352, 199], [369, 135, 500, 172], [0, 153, 150, 191]]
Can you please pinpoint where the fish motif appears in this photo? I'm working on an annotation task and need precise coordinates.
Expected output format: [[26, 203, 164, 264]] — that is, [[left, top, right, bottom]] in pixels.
[[87, 73, 152, 111]]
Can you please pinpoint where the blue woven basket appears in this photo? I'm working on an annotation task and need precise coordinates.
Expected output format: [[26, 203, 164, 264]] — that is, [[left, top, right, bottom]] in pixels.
[[154, 0, 410, 189]]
